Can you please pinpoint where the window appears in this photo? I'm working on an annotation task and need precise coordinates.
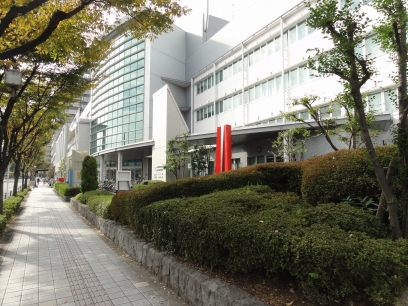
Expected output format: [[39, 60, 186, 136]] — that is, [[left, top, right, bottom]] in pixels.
[[320, 106, 330, 119], [233, 94, 239, 108], [276, 76, 282, 91], [247, 156, 256, 166], [299, 65, 307, 84], [249, 87, 255, 102], [284, 72, 289, 88], [298, 21, 306, 40], [268, 78, 274, 95], [366, 35, 379, 59], [261, 44, 267, 59], [257, 155, 265, 164], [299, 111, 309, 120], [244, 90, 249, 104], [261, 82, 268, 97], [275, 36, 281, 52], [369, 92, 382, 111], [385, 89, 397, 112], [255, 84, 261, 99], [283, 31, 288, 48], [249, 52, 254, 66], [233, 61, 239, 74], [290, 68, 298, 87], [289, 26, 297, 44], [254, 48, 261, 63], [267, 40, 274, 56]]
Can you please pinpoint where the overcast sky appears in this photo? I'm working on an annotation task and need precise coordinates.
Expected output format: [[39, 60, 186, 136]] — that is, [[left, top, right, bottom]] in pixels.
[[175, 0, 260, 31]]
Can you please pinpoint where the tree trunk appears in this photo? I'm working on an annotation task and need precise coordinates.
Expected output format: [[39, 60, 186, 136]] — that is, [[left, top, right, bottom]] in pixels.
[[13, 156, 21, 196], [376, 162, 393, 220], [353, 89, 402, 239], [0, 168, 6, 214]]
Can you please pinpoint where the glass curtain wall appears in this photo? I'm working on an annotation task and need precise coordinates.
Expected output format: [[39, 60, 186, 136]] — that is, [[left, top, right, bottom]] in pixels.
[[90, 35, 145, 154]]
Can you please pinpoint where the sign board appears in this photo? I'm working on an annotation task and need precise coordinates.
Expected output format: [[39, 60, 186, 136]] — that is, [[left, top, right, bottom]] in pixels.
[[115, 170, 131, 191]]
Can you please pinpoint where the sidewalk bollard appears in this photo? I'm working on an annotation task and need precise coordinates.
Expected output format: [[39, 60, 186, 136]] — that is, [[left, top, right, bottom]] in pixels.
[[4, 193, 6, 199], [9, 190, 11, 196]]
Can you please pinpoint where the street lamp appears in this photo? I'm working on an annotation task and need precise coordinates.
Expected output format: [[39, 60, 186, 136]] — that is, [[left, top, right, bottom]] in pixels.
[[4, 69, 22, 97]]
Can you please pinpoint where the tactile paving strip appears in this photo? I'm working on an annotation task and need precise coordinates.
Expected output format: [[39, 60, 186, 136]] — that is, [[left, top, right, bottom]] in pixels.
[[49, 205, 113, 306]]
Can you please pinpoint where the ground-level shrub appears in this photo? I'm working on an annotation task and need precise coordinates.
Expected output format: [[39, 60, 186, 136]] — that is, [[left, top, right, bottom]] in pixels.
[[75, 190, 113, 204], [3, 196, 22, 220], [301, 145, 396, 205], [112, 162, 304, 227], [54, 183, 69, 196], [64, 187, 81, 197], [110, 192, 129, 223], [17, 187, 30, 198], [301, 203, 391, 238], [137, 186, 407, 305], [133, 180, 165, 190], [0, 214, 6, 232], [87, 195, 113, 219]]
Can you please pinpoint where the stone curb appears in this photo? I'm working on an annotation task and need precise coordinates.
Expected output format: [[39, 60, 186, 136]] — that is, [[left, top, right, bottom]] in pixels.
[[69, 198, 267, 306]]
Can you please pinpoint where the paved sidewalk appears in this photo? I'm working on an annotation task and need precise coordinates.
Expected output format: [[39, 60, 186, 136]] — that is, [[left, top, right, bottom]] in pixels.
[[0, 185, 184, 306]]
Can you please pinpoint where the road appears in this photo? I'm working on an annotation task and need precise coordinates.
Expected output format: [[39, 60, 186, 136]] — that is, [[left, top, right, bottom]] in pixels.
[[2, 178, 25, 199]]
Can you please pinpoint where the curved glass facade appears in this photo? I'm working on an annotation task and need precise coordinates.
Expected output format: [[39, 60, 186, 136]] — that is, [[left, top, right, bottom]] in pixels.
[[90, 35, 145, 154]]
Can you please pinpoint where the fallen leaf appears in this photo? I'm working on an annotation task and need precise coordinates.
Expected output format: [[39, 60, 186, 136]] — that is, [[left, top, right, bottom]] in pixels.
[[286, 301, 294, 306], [289, 288, 295, 294]]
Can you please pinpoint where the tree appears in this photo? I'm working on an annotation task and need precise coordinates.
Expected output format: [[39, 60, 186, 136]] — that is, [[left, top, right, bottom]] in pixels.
[[190, 144, 213, 177], [0, 0, 190, 61], [80, 155, 98, 193], [0, 52, 94, 214], [163, 133, 190, 180], [272, 127, 310, 162], [283, 93, 379, 150], [306, 0, 402, 238], [58, 155, 67, 179], [372, 0, 408, 237]]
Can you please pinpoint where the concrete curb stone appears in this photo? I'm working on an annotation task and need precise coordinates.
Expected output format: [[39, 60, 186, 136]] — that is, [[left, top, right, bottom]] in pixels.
[[69, 197, 267, 306]]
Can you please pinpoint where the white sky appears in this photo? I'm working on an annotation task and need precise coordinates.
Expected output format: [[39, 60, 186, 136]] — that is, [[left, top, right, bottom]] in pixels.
[[175, 0, 260, 31]]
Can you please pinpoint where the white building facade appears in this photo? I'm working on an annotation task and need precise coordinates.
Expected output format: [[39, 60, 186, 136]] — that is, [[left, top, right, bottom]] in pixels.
[[52, 0, 398, 182]]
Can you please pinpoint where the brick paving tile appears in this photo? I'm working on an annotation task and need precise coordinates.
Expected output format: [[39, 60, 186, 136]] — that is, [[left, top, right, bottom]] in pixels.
[[0, 185, 184, 306]]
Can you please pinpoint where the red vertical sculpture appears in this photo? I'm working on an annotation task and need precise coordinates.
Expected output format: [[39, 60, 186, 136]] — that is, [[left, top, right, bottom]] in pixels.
[[215, 124, 232, 173], [215, 126, 222, 173], [223, 124, 232, 171]]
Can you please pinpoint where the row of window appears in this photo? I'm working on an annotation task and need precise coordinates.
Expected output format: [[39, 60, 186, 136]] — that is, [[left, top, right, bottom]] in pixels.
[[91, 112, 144, 135], [212, 19, 315, 87], [91, 130, 143, 153], [101, 38, 144, 67], [92, 122, 143, 141], [196, 104, 215, 122], [197, 75, 214, 95], [93, 61, 145, 104]]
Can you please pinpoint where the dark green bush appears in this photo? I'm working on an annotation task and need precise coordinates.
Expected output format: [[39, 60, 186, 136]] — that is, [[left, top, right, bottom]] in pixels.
[[75, 190, 113, 204], [64, 186, 81, 197], [301, 203, 391, 238], [133, 180, 165, 190], [3, 196, 22, 220], [301, 146, 396, 204], [0, 214, 6, 232], [81, 155, 98, 193], [112, 162, 304, 226], [110, 192, 129, 223], [137, 186, 408, 305], [288, 225, 408, 305]]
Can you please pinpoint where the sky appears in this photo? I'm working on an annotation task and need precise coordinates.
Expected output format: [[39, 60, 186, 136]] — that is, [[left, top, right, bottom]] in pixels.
[[175, 0, 260, 31]]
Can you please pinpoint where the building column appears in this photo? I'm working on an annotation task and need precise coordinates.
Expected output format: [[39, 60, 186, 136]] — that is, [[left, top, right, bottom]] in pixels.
[[117, 151, 123, 171], [100, 155, 105, 181]]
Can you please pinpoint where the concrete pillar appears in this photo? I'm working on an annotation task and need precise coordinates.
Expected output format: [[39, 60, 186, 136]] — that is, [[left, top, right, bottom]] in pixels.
[[117, 151, 123, 171], [100, 155, 105, 181]]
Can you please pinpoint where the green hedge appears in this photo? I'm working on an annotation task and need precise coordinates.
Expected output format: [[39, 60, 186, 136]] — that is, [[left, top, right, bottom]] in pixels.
[[0, 189, 30, 234], [75, 190, 113, 204], [87, 196, 112, 219], [301, 146, 397, 204], [133, 180, 165, 190], [112, 162, 304, 227], [54, 183, 81, 197], [137, 185, 407, 305]]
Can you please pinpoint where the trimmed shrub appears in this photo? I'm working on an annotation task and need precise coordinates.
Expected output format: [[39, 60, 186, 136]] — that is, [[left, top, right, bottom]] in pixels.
[[75, 190, 113, 204], [54, 182, 69, 196], [64, 187, 81, 197], [138, 186, 408, 305], [0, 214, 6, 232], [133, 180, 165, 190], [81, 155, 98, 193], [3, 196, 22, 220], [110, 192, 129, 223], [111, 162, 304, 226], [17, 187, 30, 198], [87, 195, 113, 219], [301, 203, 391, 238], [288, 225, 408, 305], [301, 146, 396, 205]]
